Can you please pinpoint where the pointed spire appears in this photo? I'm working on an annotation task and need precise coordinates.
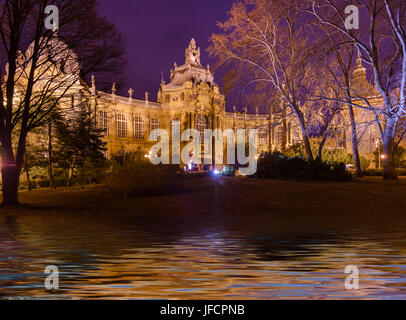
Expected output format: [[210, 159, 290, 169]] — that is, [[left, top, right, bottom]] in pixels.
[[161, 70, 165, 85], [190, 38, 197, 49], [356, 50, 362, 68], [145, 91, 149, 105]]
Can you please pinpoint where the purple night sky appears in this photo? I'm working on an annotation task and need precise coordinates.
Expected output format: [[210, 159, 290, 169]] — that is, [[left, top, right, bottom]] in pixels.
[[97, 0, 236, 107]]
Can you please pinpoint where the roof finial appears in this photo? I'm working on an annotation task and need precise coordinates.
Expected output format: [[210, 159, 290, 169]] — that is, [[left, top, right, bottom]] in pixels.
[[128, 88, 134, 103], [161, 70, 165, 85], [90, 75, 96, 95], [356, 50, 363, 68], [190, 38, 197, 49], [112, 82, 116, 101]]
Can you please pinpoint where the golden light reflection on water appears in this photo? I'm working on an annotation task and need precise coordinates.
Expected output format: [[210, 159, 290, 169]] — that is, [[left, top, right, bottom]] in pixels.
[[1, 213, 406, 300]]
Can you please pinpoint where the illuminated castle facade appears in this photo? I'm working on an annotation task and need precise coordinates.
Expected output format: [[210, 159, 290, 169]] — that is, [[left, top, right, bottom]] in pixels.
[[92, 39, 302, 164], [89, 39, 387, 166]]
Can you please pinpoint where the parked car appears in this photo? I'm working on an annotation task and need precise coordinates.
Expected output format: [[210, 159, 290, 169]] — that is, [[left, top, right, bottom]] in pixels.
[[345, 164, 355, 171], [222, 166, 236, 177]]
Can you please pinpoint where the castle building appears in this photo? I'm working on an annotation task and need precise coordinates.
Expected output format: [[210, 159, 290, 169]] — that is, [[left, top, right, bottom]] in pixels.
[[90, 39, 389, 168], [339, 53, 386, 160], [93, 39, 301, 167]]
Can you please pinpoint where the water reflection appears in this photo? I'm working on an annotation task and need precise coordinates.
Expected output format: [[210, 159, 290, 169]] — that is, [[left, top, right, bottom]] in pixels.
[[0, 209, 406, 299]]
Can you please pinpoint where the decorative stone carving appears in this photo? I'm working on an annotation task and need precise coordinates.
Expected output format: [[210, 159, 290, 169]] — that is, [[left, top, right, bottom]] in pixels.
[[128, 88, 134, 103], [111, 82, 116, 101]]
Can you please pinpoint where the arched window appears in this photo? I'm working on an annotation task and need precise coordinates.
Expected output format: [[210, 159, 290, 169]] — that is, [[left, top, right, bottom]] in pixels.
[[259, 127, 268, 146], [292, 126, 302, 144], [97, 110, 109, 136], [134, 115, 144, 139], [150, 117, 160, 140], [275, 126, 283, 147], [195, 115, 207, 136], [117, 114, 127, 138]]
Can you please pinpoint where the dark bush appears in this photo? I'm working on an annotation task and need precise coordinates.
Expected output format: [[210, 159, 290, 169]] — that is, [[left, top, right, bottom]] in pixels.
[[37, 179, 51, 188], [107, 152, 186, 197], [285, 142, 371, 170], [363, 168, 406, 176], [254, 152, 352, 181]]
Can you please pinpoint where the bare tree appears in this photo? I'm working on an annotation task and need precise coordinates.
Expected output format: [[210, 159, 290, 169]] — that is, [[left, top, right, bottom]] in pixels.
[[316, 26, 363, 176], [209, 0, 327, 161], [0, 0, 126, 206], [306, 0, 406, 179]]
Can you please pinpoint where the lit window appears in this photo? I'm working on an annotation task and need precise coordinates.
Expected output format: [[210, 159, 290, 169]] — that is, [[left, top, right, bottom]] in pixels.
[[292, 126, 301, 144], [134, 115, 144, 139], [97, 110, 109, 136], [150, 117, 160, 140], [275, 126, 283, 146], [196, 115, 207, 136], [117, 114, 127, 138], [259, 127, 268, 146]]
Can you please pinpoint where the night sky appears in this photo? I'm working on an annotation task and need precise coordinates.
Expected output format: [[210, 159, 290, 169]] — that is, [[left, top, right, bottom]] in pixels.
[[97, 0, 236, 105]]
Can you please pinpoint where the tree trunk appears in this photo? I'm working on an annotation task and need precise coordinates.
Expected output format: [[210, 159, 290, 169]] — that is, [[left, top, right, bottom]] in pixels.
[[317, 134, 328, 161], [48, 122, 56, 189], [66, 155, 76, 187], [1, 165, 21, 206], [290, 104, 313, 161], [24, 152, 32, 191], [303, 135, 314, 162], [282, 119, 287, 152], [348, 104, 363, 177], [382, 127, 398, 180]]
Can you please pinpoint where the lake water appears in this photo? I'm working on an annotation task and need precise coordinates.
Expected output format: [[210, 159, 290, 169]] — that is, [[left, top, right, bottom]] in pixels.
[[1, 204, 406, 300]]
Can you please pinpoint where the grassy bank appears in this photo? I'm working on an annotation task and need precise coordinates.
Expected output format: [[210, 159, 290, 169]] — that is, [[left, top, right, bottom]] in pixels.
[[1, 177, 406, 219]]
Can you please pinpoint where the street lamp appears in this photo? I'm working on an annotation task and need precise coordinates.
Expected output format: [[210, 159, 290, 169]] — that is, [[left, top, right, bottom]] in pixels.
[[380, 154, 385, 169]]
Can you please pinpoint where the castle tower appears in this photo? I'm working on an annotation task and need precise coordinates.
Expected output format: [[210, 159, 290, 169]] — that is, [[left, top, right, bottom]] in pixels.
[[352, 52, 369, 92], [185, 38, 202, 67]]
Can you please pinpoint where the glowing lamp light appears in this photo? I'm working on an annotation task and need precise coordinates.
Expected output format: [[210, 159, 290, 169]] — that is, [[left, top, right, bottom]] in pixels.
[[381, 155, 385, 159], [213, 169, 220, 175]]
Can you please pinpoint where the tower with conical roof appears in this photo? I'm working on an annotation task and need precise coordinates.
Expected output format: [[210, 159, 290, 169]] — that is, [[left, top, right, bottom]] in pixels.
[[351, 52, 376, 95]]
